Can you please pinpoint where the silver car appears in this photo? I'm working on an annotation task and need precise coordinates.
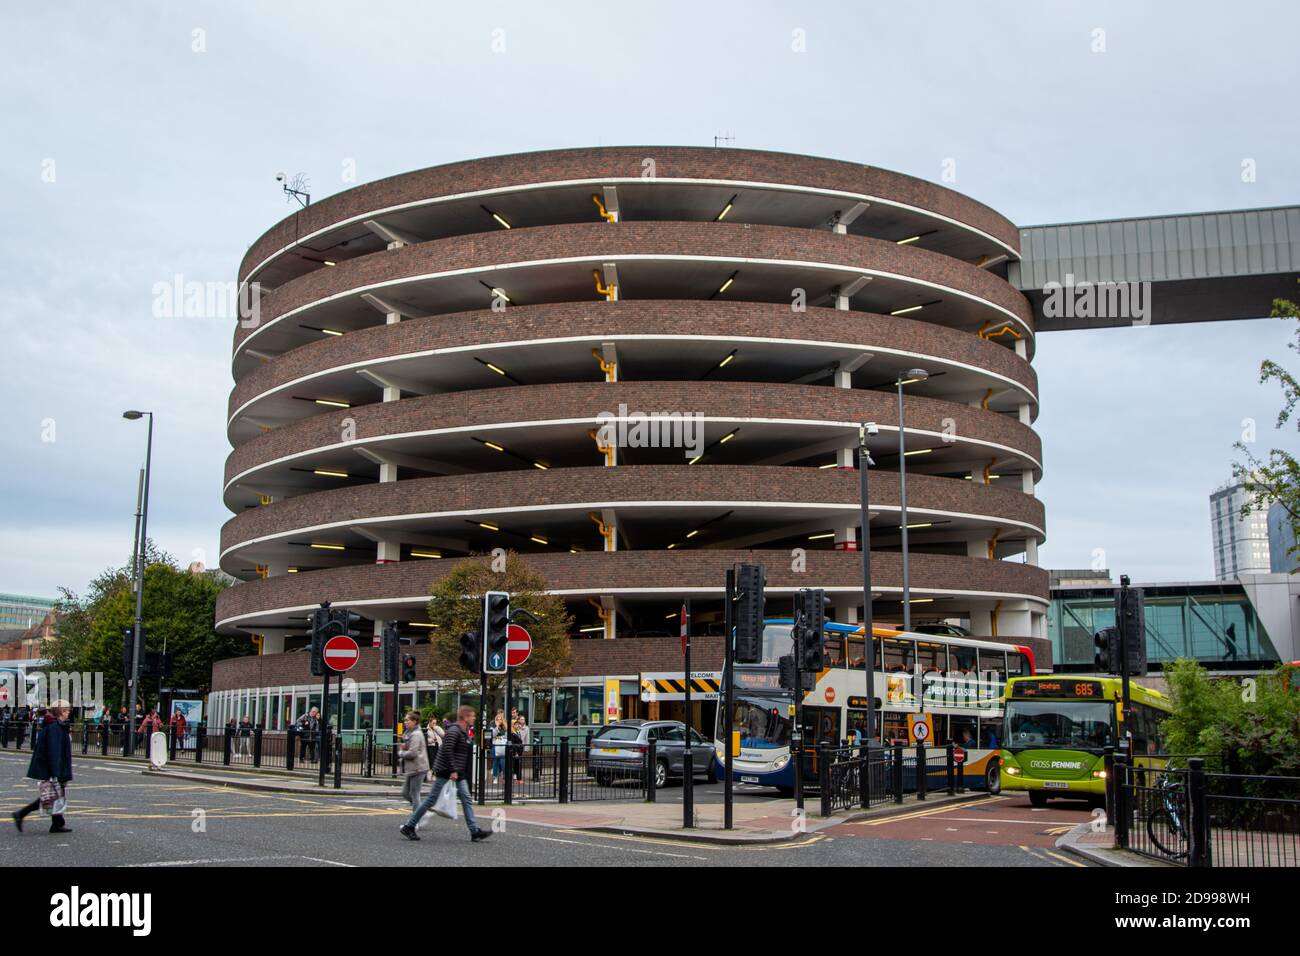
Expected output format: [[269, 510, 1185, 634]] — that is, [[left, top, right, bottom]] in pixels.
[[587, 720, 715, 788]]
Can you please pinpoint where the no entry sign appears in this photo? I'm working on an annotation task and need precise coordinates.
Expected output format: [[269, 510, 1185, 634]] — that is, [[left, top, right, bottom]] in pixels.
[[505, 623, 532, 668], [323, 635, 360, 672]]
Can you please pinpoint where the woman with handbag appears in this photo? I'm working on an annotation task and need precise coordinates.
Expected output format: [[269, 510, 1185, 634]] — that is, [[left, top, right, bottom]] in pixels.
[[11, 698, 73, 834]]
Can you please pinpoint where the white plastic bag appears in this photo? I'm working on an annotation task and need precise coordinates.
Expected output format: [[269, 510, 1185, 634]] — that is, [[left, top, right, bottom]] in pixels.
[[432, 780, 458, 820]]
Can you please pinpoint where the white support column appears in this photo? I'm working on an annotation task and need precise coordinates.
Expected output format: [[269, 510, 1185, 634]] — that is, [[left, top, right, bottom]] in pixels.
[[835, 521, 857, 553], [1025, 538, 1039, 566], [1022, 470, 1034, 495], [968, 609, 993, 636], [261, 635, 286, 655], [835, 603, 858, 625], [1018, 402, 1031, 425], [1015, 338, 1028, 359]]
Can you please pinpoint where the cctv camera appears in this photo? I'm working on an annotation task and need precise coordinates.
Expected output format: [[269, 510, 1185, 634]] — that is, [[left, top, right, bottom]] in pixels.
[[276, 173, 285, 182], [864, 422, 879, 436]]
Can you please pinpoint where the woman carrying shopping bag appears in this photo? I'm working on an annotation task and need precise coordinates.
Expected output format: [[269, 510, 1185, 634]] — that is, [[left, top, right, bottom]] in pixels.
[[12, 699, 73, 834]]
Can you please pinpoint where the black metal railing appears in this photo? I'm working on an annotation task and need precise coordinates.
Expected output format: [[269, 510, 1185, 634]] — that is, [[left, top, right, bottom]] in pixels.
[[1116, 754, 1300, 867], [814, 743, 964, 817]]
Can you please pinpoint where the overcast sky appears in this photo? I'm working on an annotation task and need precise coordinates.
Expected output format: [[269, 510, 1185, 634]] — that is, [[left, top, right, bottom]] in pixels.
[[2, 1, 1297, 599]]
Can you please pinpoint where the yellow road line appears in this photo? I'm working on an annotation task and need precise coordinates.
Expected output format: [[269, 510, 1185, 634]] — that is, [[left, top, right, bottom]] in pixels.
[[1045, 849, 1087, 867], [855, 796, 1004, 826]]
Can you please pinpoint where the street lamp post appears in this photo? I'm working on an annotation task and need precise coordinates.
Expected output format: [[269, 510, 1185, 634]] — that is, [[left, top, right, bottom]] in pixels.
[[896, 369, 929, 632], [858, 422, 878, 744], [123, 410, 153, 755]]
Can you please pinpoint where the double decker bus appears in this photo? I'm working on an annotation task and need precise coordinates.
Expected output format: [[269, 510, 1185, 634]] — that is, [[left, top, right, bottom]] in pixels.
[[1000, 675, 1172, 807], [714, 619, 1035, 795]]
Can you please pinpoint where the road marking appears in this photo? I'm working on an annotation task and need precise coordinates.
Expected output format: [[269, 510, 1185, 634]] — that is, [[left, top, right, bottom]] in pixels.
[[515, 831, 709, 860], [1044, 849, 1087, 868], [124, 855, 302, 867], [941, 816, 1084, 826], [299, 855, 356, 867], [854, 798, 1001, 826]]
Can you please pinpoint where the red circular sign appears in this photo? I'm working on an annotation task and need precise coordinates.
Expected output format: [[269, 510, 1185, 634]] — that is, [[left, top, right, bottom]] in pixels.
[[323, 635, 360, 672], [824, 687, 836, 704], [953, 746, 967, 765], [506, 623, 532, 668]]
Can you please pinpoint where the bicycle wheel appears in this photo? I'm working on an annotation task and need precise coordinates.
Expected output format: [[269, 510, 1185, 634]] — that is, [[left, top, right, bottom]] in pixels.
[[1146, 805, 1189, 859]]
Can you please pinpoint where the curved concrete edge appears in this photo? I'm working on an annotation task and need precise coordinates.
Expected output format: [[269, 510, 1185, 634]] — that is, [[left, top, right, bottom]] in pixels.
[[1055, 821, 1172, 867], [571, 790, 992, 846]]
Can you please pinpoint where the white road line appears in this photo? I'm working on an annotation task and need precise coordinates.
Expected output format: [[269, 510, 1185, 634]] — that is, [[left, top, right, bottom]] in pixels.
[[123, 855, 301, 867], [515, 832, 708, 861], [298, 856, 356, 867]]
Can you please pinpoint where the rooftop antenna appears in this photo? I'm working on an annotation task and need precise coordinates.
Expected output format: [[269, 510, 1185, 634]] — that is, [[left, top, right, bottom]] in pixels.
[[713, 133, 735, 148], [276, 172, 311, 207]]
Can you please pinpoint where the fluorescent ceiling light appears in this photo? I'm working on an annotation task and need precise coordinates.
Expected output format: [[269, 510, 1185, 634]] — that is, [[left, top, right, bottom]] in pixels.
[[410, 550, 441, 559], [314, 398, 350, 408], [313, 469, 348, 478], [890, 305, 924, 316], [808, 532, 835, 540], [310, 543, 344, 551]]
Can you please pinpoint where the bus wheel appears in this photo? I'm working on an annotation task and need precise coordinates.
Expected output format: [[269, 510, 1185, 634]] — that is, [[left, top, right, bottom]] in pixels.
[[985, 763, 1001, 795], [1028, 790, 1048, 808]]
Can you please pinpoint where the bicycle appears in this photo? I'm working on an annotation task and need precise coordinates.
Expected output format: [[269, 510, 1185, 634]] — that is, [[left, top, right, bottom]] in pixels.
[[1146, 771, 1189, 860]]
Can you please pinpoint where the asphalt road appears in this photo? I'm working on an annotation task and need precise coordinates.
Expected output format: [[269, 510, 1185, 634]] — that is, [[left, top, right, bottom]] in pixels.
[[0, 753, 1092, 867]]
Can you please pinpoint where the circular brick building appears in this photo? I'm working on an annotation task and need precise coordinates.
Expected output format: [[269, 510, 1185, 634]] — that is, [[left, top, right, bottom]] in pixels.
[[216, 147, 1047, 664]]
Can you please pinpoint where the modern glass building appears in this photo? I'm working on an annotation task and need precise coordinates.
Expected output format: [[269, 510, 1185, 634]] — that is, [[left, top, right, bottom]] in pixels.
[[1048, 579, 1293, 672], [0, 594, 56, 631]]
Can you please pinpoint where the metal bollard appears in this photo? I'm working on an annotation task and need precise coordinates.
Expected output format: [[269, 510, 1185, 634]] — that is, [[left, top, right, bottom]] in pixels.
[[858, 741, 869, 809], [818, 744, 831, 817], [946, 744, 955, 795], [645, 740, 657, 803], [892, 743, 904, 804], [1189, 758, 1210, 867], [253, 725, 263, 768], [559, 737, 570, 804], [223, 725, 233, 766], [333, 734, 343, 789], [916, 741, 927, 800], [285, 725, 295, 772], [683, 748, 694, 827], [196, 724, 206, 763]]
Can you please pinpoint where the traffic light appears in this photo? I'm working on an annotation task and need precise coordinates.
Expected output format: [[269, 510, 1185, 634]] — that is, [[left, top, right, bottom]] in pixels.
[[401, 653, 417, 683], [1094, 626, 1117, 673], [459, 628, 482, 674], [141, 651, 172, 679], [380, 623, 399, 684], [733, 563, 766, 664], [483, 591, 510, 674], [778, 654, 797, 692], [121, 626, 136, 680], [309, 604, 331, 677], [332, 607, 363, 640], [797, 588, 826, 673], [1116, 586, 1148, 677]]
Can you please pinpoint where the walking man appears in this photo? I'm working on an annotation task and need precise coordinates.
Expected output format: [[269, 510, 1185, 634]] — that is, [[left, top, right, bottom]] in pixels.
[[400, 705, 490, 843]]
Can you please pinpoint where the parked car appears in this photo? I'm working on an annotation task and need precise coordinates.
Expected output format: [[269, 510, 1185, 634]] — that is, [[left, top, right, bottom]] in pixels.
[[587, 720, 715, 788]]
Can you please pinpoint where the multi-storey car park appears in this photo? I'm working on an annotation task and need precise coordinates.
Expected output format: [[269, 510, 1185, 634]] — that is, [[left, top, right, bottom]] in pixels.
[[211, 146, 1054, 730]]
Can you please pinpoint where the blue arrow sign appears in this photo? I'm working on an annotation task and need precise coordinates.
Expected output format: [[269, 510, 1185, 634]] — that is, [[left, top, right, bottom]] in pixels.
[[489, 652, 505, 670]]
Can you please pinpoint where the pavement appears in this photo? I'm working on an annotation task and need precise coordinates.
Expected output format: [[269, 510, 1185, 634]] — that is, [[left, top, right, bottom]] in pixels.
[[1056, 821, 1174, 867], [0, 752, 1097, 866]]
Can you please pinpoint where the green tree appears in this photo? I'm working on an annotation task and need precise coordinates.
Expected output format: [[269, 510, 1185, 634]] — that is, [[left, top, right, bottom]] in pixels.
[[425, 552, 572, 697], [1233, 282, 1300, 568], [44, 543, 250, 710], [1163, 658, 1300, 776]]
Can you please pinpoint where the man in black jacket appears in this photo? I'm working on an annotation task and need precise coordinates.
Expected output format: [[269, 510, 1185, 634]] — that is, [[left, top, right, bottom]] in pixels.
[[400, 705, 490, 842]]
